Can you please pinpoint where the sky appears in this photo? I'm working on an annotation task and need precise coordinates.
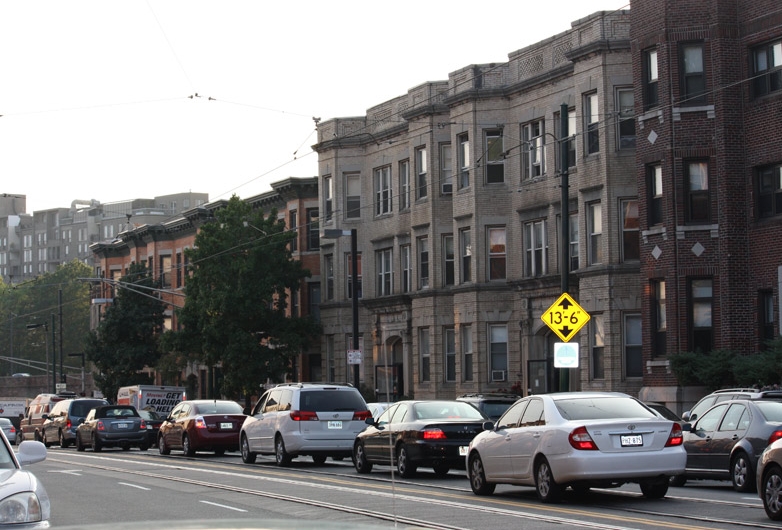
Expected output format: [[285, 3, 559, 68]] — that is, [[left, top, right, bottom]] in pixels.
[[0, 0, 630, 214]]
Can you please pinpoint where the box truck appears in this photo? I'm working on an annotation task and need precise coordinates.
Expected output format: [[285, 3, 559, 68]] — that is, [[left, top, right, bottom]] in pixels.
[[116, 385, 186, 416]]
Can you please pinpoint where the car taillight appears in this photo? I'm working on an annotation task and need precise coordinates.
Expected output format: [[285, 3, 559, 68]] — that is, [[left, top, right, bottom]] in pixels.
[[8, 426, 15, 434], [290, 410, 319, 421], [66, 419, 71, 429], [97, 420, 105, 431], [421, 428, 447, 440], [352, 410, 372, 421], [769, 430, 782, 445], [568, 426, 597, 450], [194, 416, 207, 429], [140, 419, 147, 429], [666, 423, 684, 447]]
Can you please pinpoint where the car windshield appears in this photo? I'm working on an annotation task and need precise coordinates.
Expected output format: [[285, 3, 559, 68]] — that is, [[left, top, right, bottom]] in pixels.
[[555, 397, 657, 420], [72, 401, 104, 417], [194, 401, 243, 415], [138, 410, 163, 420], [299, 390, 366, 412], [755, 401, 782, 422], [413, 401, 486, 420]]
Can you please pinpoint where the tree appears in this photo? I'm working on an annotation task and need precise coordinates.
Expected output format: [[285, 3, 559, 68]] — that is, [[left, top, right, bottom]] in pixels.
[[84, 262, 166, 400], [168, 196, 320, 400]]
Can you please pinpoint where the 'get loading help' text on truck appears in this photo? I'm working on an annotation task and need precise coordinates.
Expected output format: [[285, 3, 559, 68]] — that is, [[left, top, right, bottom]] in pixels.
[[116, 385, 186, 416]]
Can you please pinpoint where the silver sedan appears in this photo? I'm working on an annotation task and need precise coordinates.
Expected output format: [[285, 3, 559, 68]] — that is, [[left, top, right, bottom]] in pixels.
[[466, 391, 686, 503]]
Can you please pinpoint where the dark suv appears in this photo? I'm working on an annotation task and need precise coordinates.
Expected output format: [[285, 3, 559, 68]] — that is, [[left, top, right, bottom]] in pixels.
[[41, 397, 109, 448], [683, 388, 782, 422], [456, 393, 519, 421]]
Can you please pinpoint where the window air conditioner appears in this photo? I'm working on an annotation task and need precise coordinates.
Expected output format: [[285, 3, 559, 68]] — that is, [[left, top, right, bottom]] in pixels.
[[491, 370, 506, 382]]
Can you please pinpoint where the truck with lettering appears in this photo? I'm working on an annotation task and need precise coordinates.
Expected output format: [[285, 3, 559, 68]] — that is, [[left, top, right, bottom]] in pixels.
[[0, 397, 31, 430], [116, 385, 186, 417]]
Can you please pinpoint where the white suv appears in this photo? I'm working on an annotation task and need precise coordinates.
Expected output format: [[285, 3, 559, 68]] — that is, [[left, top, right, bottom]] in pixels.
[[240, 383, 370, 466]]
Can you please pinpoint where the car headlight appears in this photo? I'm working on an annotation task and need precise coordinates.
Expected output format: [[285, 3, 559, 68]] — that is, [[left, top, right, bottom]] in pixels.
[[0, 492, 45, 523]]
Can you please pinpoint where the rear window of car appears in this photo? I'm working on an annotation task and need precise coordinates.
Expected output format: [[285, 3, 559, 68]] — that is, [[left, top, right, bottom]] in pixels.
[[413, 401, 487, 420], [555, 397, 657, 421], [99, 407, 139, 418], [71, 400, 106, 417], [194, 401, 243, 415], [755, 401, 782, 422], [299, 390, 366, 412]]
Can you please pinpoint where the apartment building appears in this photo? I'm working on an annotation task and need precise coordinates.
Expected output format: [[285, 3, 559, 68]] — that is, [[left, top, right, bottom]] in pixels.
[[313, 10, 639, 400], [632, 0, 782, 407]]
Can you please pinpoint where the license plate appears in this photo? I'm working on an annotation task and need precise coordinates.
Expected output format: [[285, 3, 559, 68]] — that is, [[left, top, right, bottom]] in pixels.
[[220, 422, 232, 429], [621, 434, 643, 447], [327, 421, 342, 429], [459, 446, 468, 456], [116, 423, 128, 429]]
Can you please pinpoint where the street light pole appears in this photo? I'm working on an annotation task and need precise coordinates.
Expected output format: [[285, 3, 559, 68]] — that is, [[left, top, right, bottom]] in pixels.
[[350, 228, 359, 390]]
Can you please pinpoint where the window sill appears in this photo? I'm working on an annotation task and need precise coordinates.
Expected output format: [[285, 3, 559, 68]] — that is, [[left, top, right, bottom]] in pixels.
[[646, 359, 671, 374], [641, 225, 667, 243], [676, 223, 719, 238], [673, 105, 715, 121], [637, 109, 663, 129]]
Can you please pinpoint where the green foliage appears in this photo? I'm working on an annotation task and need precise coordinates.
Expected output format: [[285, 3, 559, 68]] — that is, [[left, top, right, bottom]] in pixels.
[[84, 262, 166, 400], [167, 196, 321, 399]]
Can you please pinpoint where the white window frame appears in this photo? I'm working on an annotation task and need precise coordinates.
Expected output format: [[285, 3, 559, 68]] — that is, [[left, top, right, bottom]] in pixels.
[[441, 143, 453, 194], [376, 248, 393, 296], [374, 166, 392, 216], [524, 220, 547, 277], [522, 120, 545, 179]]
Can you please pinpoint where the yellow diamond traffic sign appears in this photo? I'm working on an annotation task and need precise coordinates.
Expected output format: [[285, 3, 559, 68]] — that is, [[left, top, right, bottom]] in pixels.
[[541, 293, 591, 342]]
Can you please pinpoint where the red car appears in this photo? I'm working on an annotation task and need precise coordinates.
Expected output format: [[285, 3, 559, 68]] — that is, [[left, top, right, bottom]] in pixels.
[[158, 399, 246, 456]]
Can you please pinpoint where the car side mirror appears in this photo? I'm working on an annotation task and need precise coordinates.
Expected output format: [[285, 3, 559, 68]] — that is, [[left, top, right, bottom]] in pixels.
[[482, 421, 495, 431], [41, 414, 49, 420], [681, 423, 692, 432]]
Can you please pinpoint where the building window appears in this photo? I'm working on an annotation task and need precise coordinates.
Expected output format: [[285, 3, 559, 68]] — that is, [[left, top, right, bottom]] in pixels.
[[346, 173, 361, 219], [616, 87, 636, 149], [458, 133, 470, 189], [324, 254, 334, 301], [625, 314, 643, 378], [488, 227, 506, 280], [761, 290, 775, 348], [690, 278, 713, 353], [489, 324, 508, 382], [306, 208, 319, 250], [681, 43, 706, 104], [591, 314, 604, 380], [460, 228, 471, 283], [443, 235, 454, 286], [485, 130, 504, 183], [374, 166, 392, 216], [399, 160, 410, 210], [290, 287, 299, 318], [444, 328, 456, 382], [288, 210, 298, 252], [587, 202, 602, 265], [420, 328, 430, 383], [524, 220, 547, 277], [418, 236, 429, 289], [584, 93, 599, 154], [758, 164, 782, 218], [644, 48, 659, 109], [401, 245, 411, 293], [648, 164, 663, 225], [522, 120, 545, 179], [309, 283, 320, 322], [621, 199, 639, 262], [159, 255, 172, 288], [652, 280, 667, 357], [569, 213, 579, 271], [175, 251, 182, 287], [555, 108, 576, 170], [441, 143, 453, 194], [346, 252, 362, 300], [415, 147, 428, 199], [376, 248, 393, 296], [686, 160, 710, 223], [461, 324, 473, 382], [323, 175, 333, 222], [752, 39, 782, 98]]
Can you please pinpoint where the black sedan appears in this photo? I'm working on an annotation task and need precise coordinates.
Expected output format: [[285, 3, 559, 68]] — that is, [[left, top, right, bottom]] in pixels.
[[352, 400, 489, 477], [75, 405, 150, 452], [138, 408, 165, 447], [674, 399, 782, 491]]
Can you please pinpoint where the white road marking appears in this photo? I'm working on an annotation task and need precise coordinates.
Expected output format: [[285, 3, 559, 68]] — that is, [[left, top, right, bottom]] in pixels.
[[199, 500, 247, 512], [49, 470, 82, 476], [118, 482, 150, 490]]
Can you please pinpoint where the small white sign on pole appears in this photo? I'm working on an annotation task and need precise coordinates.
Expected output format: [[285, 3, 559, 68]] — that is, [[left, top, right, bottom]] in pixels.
[[554, 342, 579, 368], [347, 349, 362, 365]]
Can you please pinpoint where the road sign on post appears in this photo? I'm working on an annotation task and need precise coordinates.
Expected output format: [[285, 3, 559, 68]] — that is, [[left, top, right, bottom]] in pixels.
[[347, 349, 362, 365], [541, 293, 590, 342]]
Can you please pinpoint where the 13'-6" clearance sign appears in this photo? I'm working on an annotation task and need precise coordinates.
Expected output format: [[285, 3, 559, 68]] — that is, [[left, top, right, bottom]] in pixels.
[[541, 293, 590, 343]]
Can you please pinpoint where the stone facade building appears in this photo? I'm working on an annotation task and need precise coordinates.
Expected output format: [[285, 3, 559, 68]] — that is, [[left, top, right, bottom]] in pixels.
[[313, 10, 640, 401]]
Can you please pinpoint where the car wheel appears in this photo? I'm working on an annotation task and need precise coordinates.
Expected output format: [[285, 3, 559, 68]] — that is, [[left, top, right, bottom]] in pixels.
[[468, 453, 496, 496], [432, 462, 450, 476], [396, 444, 417, 478], [535, 456, 562, 503], [59, 430, 69, 448], [762, 464, 782, 521], [92, 433, 102, 452], [669, 475, 687, 487], [275, 435, 292, 466], [183, 434, 195, 457], [139, 443, 149, 452], [75, 433, 85, 452], [732, 451, 756, 492], [42, 432, 51, 448], [312, 455, 327, 465], [34, 430, 41, 443], [241, 434, 257, 464], [158, 435, 170, 455], [640, 479, 669, 499], [353, 442, 373, 474]]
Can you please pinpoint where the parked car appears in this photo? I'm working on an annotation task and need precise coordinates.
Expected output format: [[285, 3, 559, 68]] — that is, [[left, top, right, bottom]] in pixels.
[[241, 383, 370, 466], [682, 388, 782, 422], [19, 391, 78, 443], [75, 405, 150, 452], [159, 399, 246, 457], [757, 437, 782, 520], [0, 432, 49, 526], [366, 402, 392, 418], [137, 408, 165, 447], [644, 402, 682, 421], [0, 418, 17, 445], [466, 392, 686, 503], [353, 400, 489, 477], [673, 399, 782, 491], [457, 393, 520, 421], [41, 397, 109, 448]]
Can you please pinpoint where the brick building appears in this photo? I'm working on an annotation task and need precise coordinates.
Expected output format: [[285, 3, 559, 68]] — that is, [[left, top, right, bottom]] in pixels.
[[632, 0, 782, 408], [313, 10, 640, 401]]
